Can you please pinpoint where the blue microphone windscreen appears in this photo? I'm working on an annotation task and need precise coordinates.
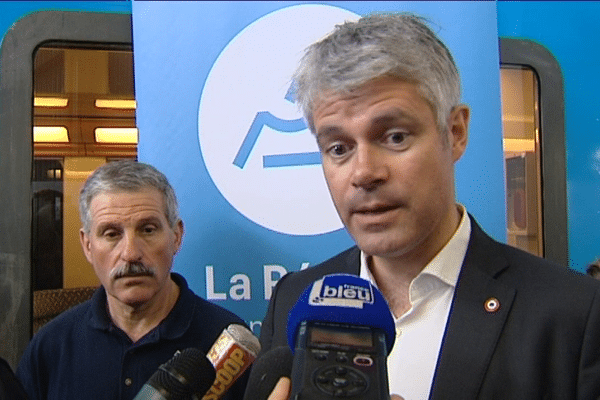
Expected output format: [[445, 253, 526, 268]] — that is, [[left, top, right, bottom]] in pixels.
[[286, 273, 395, 353]]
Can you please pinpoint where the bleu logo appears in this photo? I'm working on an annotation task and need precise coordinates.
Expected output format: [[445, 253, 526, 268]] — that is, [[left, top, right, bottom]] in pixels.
[[320, 284, 373, 303], [198, 5, 358, 235], [309, 276, 374, 309]]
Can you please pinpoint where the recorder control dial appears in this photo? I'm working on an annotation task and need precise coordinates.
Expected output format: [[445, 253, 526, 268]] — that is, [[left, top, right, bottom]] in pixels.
[[312, 364, 369, 397]]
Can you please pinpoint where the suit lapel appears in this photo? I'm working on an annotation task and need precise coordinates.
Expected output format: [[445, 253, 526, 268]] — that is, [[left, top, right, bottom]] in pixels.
[[430, 220, 516, 399], [343, 246, 361, 274]]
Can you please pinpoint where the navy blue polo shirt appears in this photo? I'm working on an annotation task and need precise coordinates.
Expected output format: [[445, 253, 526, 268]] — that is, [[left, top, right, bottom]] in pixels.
[[17, 273, 249, 400]]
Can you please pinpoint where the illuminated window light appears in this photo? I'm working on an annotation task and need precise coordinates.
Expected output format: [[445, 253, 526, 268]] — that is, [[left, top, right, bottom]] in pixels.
[[503, 138, 536, 153], [33, 126, 69, 143], [34, 97, 68, 108], [95, 127, 138, 144], [95, 99, 137, 109]]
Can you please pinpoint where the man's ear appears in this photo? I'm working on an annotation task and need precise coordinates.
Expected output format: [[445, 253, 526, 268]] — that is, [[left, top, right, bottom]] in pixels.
[[448, 104, 470, 162], [79, 229, 93, 264], [173, 220, 184, 253]]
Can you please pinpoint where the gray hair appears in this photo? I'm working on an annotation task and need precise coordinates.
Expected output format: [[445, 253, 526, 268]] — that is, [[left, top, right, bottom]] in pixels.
[[587, 259, 600, 279], [293, 12, 461, 133], [79, 160, 180, 233]]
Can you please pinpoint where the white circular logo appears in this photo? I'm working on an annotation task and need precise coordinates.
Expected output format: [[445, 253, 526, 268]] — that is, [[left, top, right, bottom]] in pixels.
[[199, 5, 359, 235]]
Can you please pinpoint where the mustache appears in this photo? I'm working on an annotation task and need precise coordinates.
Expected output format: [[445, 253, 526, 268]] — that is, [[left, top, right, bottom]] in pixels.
[[110, 262, 155, 280]]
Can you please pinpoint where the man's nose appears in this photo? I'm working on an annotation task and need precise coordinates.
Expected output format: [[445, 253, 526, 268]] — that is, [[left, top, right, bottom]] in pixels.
[[120, 232, 143, 261], [350, 145, 388, 191]]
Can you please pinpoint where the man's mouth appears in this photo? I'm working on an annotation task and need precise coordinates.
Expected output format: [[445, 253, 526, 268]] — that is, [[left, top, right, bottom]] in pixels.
[[117, 271, 154, 279], [353, 203, 399, 215]]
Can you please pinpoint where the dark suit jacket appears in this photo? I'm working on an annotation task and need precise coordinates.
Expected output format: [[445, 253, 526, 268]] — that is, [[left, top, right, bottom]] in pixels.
[[259, 218, 600, 399], [0, 357, 28, 400]]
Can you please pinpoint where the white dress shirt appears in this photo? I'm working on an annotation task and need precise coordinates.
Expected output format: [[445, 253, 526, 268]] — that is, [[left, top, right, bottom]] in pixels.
[[360, 206, 471, 400]]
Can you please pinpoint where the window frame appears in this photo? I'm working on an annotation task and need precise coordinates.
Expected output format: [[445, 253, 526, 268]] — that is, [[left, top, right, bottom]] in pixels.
[[499, 37, 568, 267], [0, 10, 132, 368]]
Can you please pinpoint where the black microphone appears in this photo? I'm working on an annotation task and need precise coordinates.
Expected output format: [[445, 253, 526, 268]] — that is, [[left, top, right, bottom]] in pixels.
[[242, 346, 293, 400], [134, 348, 216, 400], [286, 273, 396, 400]]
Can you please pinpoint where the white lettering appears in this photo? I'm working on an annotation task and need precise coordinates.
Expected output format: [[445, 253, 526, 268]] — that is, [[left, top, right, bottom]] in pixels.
[[357, 288, 371, 301], [249, 320, 262, 335], [324, 285, 337, 297], [322, 284, 371, 301], [206, 266, 227, 300], [263, 265, 288, 300], [206, 262, 311, 302], [229, 274, 251, 300]]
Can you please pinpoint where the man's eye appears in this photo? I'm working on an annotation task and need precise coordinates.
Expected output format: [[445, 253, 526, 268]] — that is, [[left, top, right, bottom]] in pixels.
[[142, 225, 157, 234], [103, 230, 120, 239], [327, 143, 349, 158], [387, 131, 407, 144]]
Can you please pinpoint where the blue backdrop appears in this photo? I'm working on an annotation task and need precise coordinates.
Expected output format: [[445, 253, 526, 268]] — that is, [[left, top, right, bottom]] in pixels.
[[131, 1, 503, 334]]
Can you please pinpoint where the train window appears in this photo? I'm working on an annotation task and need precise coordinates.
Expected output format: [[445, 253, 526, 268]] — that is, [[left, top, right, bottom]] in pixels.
[[31, 158, 64, 291], [500, 38, 568, 266], [33, 45, 137, 291], [0, 11, 134, 367], [500, 67, 543, 257]]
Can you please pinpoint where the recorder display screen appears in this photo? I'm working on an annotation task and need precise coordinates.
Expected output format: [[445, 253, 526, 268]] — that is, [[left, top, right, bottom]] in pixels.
[[309, 324, 373, 348]]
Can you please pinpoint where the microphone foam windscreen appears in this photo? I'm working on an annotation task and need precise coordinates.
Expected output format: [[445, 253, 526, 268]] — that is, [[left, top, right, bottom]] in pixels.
[[286, 273, 396, 353], [242, 346, 293, 400], [151, 347, 216, 399]]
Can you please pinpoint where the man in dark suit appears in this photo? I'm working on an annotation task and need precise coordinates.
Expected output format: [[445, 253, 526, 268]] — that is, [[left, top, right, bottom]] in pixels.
[[258, 13, 600, 399]]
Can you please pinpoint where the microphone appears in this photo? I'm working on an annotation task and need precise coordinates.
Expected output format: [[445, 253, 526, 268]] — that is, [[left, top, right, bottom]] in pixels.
[[286, 273, 395, 400], [134, 347, 216, 400], [199, 324, 261, 400], [242, 346, 293, 400]]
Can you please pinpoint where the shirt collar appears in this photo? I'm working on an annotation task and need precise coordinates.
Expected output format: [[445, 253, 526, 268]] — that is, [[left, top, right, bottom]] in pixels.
[[360, 205, 471, 289], [158, 273, 195, 339], [87, 273, 195, 342]]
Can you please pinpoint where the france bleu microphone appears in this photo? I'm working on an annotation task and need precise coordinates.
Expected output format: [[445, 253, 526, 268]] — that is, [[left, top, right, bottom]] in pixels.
[[286, 273, 396, 400], [133, 347, 216, 400]]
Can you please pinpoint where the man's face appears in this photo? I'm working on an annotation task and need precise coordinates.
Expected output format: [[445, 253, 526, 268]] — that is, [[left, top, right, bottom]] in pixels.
[[313, 77, 468, 264], [79, 188, 183, 308]]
